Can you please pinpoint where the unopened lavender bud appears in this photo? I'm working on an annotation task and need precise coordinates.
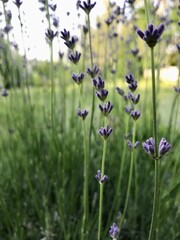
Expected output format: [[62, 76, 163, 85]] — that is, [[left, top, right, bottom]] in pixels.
[[92, 75, 104, 90], [128, 93, 140, 104], [87, 65, 99, 78], [95, 170, 108, 184], [96, 89, 108, 102], [174, 86, 180, 93], [99, 125, 112, 140], [116, 87, 124, 97], [142, 137, 156, 158], [79, 0, 96, 14], [130, 110, 141, 120], [77, 108, 89, 120], [68, 51, 81, 64], [99, 101, 113, 116], [158, 138, 171, 158], [109, 223, 120, 239], [137, 23, 165, 48], [72, 72, 85, 85]]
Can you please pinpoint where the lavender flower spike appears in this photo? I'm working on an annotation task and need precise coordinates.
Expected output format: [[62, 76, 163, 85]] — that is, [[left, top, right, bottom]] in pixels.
[[109, 223, 120, 239], [130, 110, 141, 121], [158, 138, 171, 158], [99, 125, 112, 140], [95, 170, 108, 184], [99, 101, 113, 116], [79, 0, 96, 14], [72, 72, 85, 85], [137, 23, 165, 48], [68, 51, 81, 64], [77, 109, 88, 120], [142, 137, 156, 158], [93, 75, 105, 91], [96, 89, 108, 102], [87, 65, 99, 78]]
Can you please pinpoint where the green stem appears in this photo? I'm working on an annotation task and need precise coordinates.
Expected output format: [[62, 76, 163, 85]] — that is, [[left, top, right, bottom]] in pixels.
[[119, 121, 136, 229], [148, 160, 160, 240], [98, 118, 107, 240], [151, 48, 158, 154], [81, 119, 89, 240], [148, 47, 159, 240], [144, 0, 149, 24], [87, 13, 95, 146]]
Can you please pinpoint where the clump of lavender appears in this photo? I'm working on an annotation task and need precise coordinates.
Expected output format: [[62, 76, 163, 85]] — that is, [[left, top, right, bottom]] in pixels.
[[137, 21, 171, 240]]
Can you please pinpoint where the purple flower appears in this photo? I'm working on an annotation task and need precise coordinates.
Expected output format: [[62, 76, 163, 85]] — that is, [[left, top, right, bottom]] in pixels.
[[3, 24, 13, 34], [158, 138, 171, 158], [127, 140, 139, 150], [45, 29, 57, 42], [49, 4, 57, 11], [52, 17, 59, 28], [99, 101, 113, 116], [124, 105, 134, 114], [99, 125, 112, 140], [128, 93, 140, 104], [68, 51, 81, 64], [77, 108, 89, 120], [137, 24, 165, 48], [96, 89, 108, 102], [64, 36, 78, 50], [142, 137, 156, 158], [87, 65, 99, 78], [92, 75, 104, 90], [72, 72, 85, 85], [79, 0, 96, 14], [125, 74, 138, 92], [109, 223, 120, 239], [82, 25, 88, 34], [95, 170, 108, 184], [130, 48, 139, 56], [13, 0, 23, 8], [1, 89, 8, 97], [176, 44, 180, 54], [174, 86, 180, 93], [142, 137, 171, 159], [60, 29, 70, 41], [130, 110, 141, 120], [116, 87, 124, 97]]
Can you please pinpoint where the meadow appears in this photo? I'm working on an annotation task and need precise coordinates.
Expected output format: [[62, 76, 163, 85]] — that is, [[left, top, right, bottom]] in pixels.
[[0, 0, 180, 240]]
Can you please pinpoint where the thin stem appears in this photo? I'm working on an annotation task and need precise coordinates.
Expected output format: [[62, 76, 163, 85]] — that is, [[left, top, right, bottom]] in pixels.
[[151, 48, 158, 155], [119, 121, 136, 229], [98, 118, 107, 240], [148, 47, 160, 240], [144, 0, 149, 25], [148, 160, 160, 240], [81, 119, 89, 240], [87, 13, 95, 146]]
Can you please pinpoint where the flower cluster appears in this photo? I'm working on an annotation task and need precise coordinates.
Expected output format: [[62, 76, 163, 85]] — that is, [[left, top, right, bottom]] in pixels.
[[142, 137, 171, 159], [87, 65, 99, 78], [93, 76, 108, 102], [77, 109, 89, 120], [95, 170, 108, 184], [136, 24, 165, 48], [109, 223, 120, 239], [99, 101, 113, 117], [79, 0, 96, 14], [45, 29, 57, 42], [99, 125, 113, 140], [72, 72, 85, 85]]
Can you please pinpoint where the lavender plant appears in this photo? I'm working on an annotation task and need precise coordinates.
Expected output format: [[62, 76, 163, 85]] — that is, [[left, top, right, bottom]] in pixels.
[[137, 23, 171, 240]]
